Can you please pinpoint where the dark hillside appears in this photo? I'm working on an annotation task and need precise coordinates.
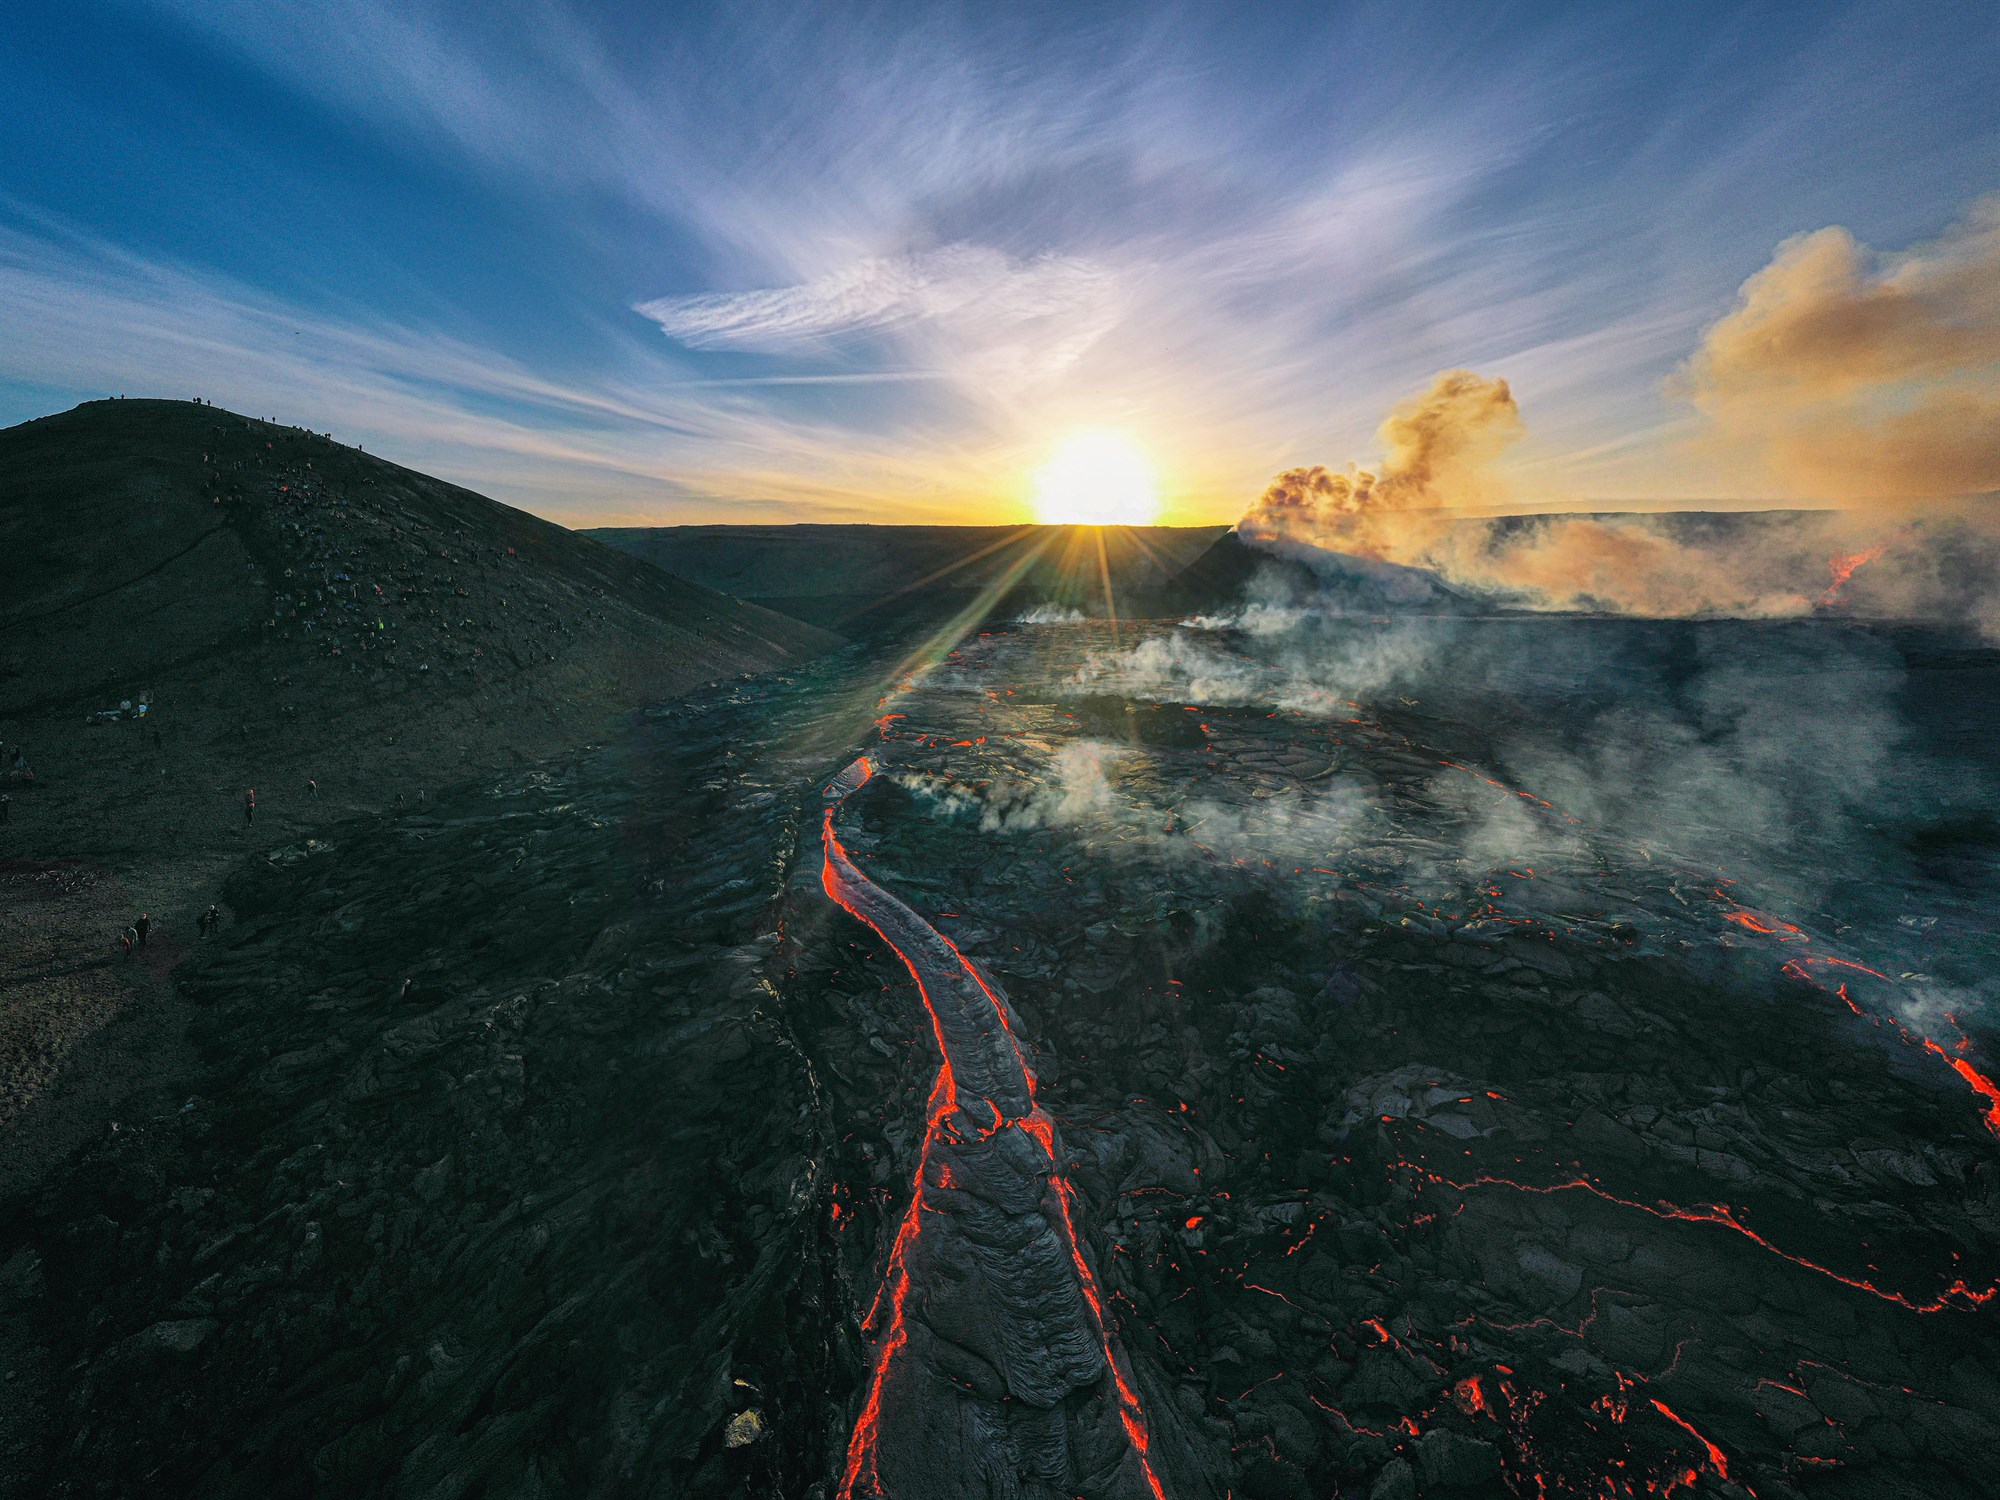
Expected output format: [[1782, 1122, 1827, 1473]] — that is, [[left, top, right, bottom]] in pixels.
[[0, 400, 834, 852], [0, 398, 836, 1133]]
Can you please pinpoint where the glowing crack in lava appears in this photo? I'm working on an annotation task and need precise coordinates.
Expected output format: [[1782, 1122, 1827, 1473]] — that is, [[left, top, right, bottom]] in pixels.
[[1818, 544, 1885, 606], [822, 756, 1171, 1500], [1411, 1166, 1998, 1314]]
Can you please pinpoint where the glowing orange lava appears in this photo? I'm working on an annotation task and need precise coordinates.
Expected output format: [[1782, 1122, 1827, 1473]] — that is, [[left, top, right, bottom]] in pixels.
[[1414, 1167, 1998, 1313], [1819, 545, 1885, 605], [1648, 1399, 1731, 1484], [822, 757, 1170, 1500]]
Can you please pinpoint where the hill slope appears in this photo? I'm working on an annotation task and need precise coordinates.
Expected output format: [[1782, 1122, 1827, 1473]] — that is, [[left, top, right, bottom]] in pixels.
[[0, 398, 836, 1131], [0, 400, 835, 840]]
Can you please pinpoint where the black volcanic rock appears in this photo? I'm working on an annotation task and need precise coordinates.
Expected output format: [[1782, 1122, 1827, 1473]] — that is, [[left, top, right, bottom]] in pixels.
[[7, 549, 2000, 1499], [0, 398, 838, 1132], [0, 659, 877, 1499], [821, 760, 1173, 1499], [0, 401, 835, 744]]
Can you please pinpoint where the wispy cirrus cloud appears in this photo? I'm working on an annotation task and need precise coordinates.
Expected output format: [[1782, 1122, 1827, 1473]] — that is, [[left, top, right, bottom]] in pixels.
[[635, 243, 1128, 394], [0, 207, 990, 524]]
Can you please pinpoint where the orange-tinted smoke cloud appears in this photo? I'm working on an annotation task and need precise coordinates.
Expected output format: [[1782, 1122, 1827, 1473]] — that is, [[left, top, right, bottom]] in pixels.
[[1239, 371, 1818, 616], [1681, 198, 2000, 500], [1238, 201, 2000, 623], [1240, 369, 1521, 561]]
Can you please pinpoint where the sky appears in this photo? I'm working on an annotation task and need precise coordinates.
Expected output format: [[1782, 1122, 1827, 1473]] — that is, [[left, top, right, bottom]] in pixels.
[[1, 0, 1995, 526]]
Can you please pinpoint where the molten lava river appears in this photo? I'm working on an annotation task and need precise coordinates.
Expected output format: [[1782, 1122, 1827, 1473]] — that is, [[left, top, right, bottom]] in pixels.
[[787, 615, 2000, 1500]]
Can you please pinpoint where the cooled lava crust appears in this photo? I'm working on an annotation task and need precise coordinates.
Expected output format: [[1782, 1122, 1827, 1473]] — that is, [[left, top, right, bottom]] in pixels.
[[5, 614, 1999, 1500]]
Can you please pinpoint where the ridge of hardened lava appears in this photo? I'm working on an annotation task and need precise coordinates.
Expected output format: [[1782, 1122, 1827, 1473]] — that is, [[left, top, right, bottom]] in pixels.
[[821, 755, 1170, 1500]]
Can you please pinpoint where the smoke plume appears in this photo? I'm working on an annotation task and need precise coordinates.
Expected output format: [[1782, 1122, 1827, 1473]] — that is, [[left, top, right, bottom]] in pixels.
[[1239, 371, 1826, 617], [1237, 201, 2000, 629], [1240, 370, 1522, 562], [1681, 199, 2000, 500]]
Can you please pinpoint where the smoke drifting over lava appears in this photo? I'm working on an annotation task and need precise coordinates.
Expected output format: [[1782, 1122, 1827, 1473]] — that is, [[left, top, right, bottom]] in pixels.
[[1241, 370, 1523, 566], [1238, 370, 1833, 619], [1238, 202, 2000, 631]]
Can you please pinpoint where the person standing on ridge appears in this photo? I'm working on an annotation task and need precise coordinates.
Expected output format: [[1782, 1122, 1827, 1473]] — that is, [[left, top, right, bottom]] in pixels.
[[245, 788, 256, 825], [135, 913, 150, 948]]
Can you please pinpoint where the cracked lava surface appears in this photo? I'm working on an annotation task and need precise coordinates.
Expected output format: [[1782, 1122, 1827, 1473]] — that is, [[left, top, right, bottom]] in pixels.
[[822, 754, 1170, 1500], [805, 615, 2000, 1500], [7, 612, 2000, 1500]]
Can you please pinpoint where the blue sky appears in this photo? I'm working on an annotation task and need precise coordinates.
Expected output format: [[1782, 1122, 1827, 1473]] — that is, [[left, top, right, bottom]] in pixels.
[[2, 0, 1995, 524]]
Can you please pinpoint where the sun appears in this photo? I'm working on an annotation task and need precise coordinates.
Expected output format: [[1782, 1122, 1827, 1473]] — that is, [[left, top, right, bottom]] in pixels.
[[1032, 432, 1159, 526]]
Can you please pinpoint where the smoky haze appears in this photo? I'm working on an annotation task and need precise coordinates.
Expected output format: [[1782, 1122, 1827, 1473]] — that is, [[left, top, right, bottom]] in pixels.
[[1681, 198, 2000, 501], [960, 610, 2000, 1054]]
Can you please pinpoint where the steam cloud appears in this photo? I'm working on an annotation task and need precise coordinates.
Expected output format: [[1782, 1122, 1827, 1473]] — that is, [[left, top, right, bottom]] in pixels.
[[1238, 200, 2000, 630], [1064, 613, 1957, 913]]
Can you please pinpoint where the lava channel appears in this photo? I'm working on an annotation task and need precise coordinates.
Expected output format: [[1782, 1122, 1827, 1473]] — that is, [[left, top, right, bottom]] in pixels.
[[822, 756, 1171, 1500]]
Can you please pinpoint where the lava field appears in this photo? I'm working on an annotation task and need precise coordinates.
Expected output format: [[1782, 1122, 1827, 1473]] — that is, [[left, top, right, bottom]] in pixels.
[[6, 612, 1999, 1499]]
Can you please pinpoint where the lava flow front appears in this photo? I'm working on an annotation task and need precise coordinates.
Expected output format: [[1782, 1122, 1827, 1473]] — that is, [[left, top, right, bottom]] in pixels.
[[822, 756, 1174, 1500]]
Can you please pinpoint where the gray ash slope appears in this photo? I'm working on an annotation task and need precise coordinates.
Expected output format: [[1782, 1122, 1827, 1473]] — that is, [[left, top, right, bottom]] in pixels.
[[6, 601, 2000, 1498]]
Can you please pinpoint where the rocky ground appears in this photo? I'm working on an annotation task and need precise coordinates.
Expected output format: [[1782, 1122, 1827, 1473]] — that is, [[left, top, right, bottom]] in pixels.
[[0, 649, 885, 1497], [802, 616, 2000, 1499], [4, 607, 1998, 1498]]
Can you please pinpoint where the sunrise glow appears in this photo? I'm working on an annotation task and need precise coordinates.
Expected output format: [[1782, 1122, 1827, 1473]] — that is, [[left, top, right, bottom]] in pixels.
[[1032, 433, 1159, 526]]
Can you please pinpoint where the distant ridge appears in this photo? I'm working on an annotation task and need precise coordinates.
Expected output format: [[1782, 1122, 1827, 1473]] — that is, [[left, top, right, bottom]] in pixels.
[[590, 522, 1227, 628], [1165, 528, 1471, 616]]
